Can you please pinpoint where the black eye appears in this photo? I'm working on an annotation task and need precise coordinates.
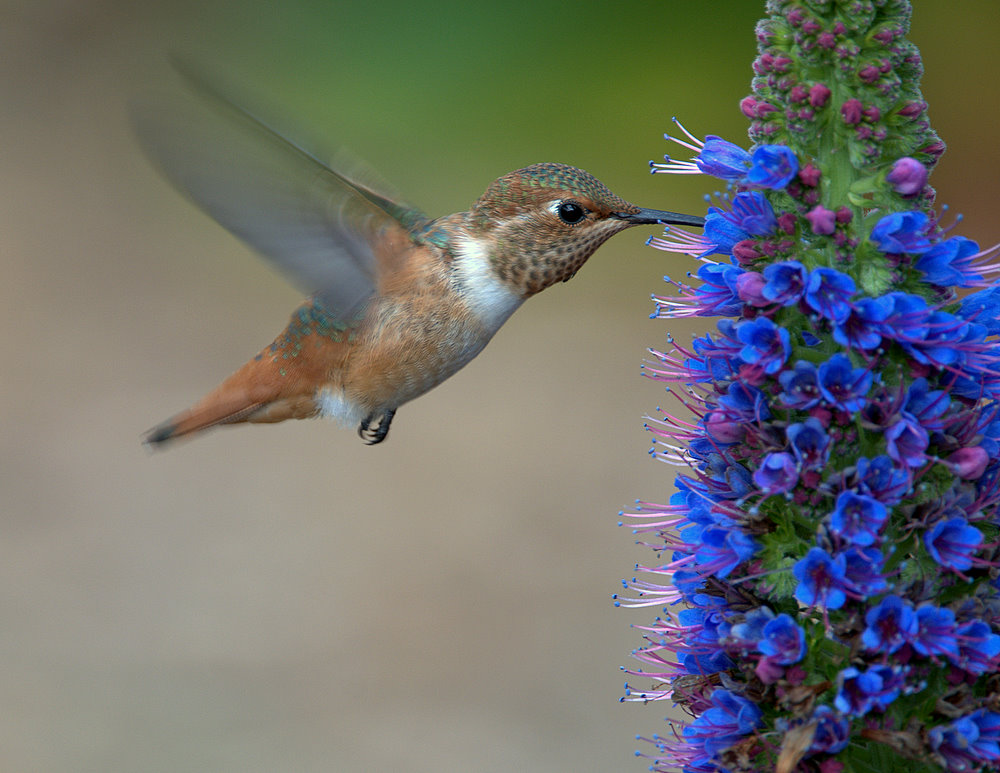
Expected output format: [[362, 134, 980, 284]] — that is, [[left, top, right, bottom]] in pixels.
[[556, 201, 586, 224]]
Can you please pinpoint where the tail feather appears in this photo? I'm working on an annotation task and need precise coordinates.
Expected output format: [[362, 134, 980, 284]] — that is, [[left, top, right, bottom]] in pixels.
[[143, 358, 322, 448], [143, 398, 268, 447], [144, 299, 356, 448]]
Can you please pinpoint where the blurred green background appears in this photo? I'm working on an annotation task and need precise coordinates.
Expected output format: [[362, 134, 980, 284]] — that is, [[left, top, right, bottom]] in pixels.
[[3, 1, 998, 771]]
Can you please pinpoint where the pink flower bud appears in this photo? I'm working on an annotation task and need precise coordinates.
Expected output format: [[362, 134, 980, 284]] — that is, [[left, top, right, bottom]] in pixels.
[[886, 157, 928, 196]]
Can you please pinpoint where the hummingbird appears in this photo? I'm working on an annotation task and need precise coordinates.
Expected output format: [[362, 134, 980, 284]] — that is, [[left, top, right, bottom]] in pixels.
[[134, 67, 705, 446]]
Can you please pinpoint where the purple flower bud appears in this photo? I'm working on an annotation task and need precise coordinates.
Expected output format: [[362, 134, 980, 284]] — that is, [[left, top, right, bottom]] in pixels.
[[809, 83, 831, 107], [736, 271, 768, 306], [805, 205, 837, 234], [945, 446, 989, 480], [841, 98, 863, 125], [886, 157, 928, 195]]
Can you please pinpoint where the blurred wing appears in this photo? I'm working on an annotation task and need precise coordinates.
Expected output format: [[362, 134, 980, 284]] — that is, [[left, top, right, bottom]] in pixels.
[[130, 63, 429, 323]]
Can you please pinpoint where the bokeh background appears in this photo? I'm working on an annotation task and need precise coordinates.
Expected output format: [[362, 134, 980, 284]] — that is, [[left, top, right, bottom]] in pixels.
[[3, 1, 999, 771]]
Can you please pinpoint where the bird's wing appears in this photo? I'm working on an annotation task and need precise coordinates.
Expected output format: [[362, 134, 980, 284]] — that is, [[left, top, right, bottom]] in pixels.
[[130, 60, 430, 324]]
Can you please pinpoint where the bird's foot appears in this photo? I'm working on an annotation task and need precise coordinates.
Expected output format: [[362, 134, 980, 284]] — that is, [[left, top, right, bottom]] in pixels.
[[358, 408, 395, 445]]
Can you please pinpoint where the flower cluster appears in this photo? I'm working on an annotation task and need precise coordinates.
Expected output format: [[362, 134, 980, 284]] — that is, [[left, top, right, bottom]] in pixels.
[[618, 3, 1000, 772]]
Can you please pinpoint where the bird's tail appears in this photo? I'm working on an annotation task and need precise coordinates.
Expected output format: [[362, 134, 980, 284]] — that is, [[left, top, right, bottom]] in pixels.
[[143, 356, 318, 447]]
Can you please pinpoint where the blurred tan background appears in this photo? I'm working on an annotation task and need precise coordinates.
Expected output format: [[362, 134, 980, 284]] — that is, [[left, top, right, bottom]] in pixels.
[[3, 1, 998, 771]]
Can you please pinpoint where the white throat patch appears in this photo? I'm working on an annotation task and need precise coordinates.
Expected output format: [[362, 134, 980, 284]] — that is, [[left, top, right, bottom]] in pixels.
[[451, 233, 523, 333]]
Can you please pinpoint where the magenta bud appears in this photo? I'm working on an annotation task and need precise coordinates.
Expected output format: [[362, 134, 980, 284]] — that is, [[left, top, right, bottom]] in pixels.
[[809, 83, 831, 107], [777, 213, 798, 235], [805, 205, 837, 235], [740, 96, 759, 118], [705, 412, 745, 444], [736, 271, 768, 306], [946, 447, 989, 480], [732, 239, 763, 264], [841, 98, 863, 125], [755, 656, 785, 685], [799, 163, 821, 186], [817, 31, 836, 49]]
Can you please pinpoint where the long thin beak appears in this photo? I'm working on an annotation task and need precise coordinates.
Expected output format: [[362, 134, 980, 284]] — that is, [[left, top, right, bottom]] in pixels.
[[613, 207, 705, 228]]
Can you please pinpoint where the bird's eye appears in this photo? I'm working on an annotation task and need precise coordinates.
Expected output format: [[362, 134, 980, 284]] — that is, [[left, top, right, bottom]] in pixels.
[[556, 201, 587, 225]]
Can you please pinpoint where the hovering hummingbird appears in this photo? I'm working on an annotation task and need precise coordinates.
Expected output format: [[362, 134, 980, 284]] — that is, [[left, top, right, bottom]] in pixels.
[[134, 67, 705, 446]]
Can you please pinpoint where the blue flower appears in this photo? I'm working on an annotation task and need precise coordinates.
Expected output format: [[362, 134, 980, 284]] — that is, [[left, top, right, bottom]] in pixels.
[[762, 261, 809, 306], [703, 208, 751, 257], [915, 236, 982, 287], [854, 455, 911, 505], [693, 263, 745, 317], [727, 606, 775, 647], [745, 145, 799, 189], [817, 353, 873, 412], [886, 412, 929, 468], [753, 451, 799, 494], [861, 595, 917, 653], [786, 418, 830, 470], [953, 621, 1000, 675], [692, 526, 760, 579], [904, 377, 950, 431], [807, 706, 850, 755], [805, 267, 856, 324], [627, 9, 1000, 769], [727, 191, 778, 236], [832, 295, 892, 350], [717, 381, 772, 423], [912, 604, 959, 659], [835, 664, 903, 716], [930, 710, 1000, 772], [700, 192, 778, 257], [682, 689, 763, 757], [757, 614, 806, 665], [778, 360, 821, 409], [842, 546, 889, 598], [925, 516, 982, 572], [793, 547, 848, 609], [695, 136, 752, 179], [870, 210, 932, 254], [958, 285, 1000, 335], [736, 317, 791, 375], [830, 491, 888, 547]]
